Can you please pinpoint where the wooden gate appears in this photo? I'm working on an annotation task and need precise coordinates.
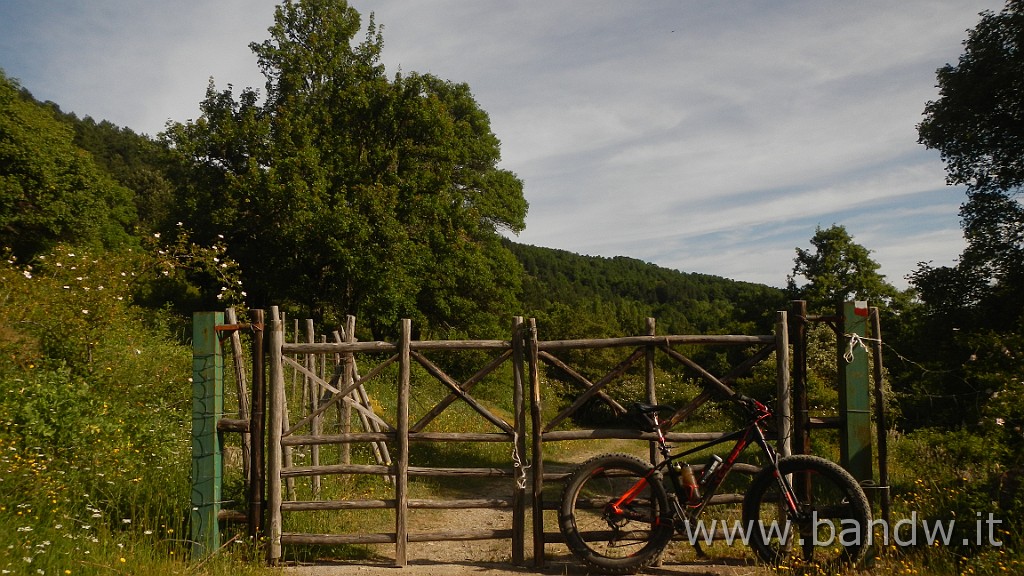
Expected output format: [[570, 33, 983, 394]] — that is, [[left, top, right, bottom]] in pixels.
[[196, 308, 792, 566]]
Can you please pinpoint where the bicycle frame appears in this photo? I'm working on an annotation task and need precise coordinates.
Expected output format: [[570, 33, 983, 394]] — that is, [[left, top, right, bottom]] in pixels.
[[613, 398, 800, 527]]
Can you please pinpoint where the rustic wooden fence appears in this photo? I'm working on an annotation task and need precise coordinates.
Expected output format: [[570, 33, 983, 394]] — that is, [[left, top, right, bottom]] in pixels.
[[193, 304, 899, 567]]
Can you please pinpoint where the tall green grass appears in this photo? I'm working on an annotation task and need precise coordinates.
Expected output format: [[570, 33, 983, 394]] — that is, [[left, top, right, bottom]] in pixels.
[[0, 247, 267, 574]]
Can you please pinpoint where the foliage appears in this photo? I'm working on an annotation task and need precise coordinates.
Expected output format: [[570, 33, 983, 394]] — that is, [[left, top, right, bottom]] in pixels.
[[883, 428, 1022, 575], [512, 242, 786, 337], [918, 0, 1024, 194], [907, 0, 1024, 433], [0, 247, 194, 573], [0, 70, 137, 262], [787, 224, 902, 312], [164, 0, 528, 338]]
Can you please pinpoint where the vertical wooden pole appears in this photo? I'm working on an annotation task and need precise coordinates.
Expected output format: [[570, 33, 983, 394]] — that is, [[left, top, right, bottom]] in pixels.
[[191, 311, 223, 559], [528, 318, 545, 568], [306, 319, 321, 499], [790, 301, 811, 456], [267, 307, 284, 563], [511, 316, 526, 565], [839, 301, 874, 482], [395, 319, 411, 566], [248, 309, 265, 540], [775, 311, 792, 458], [224, 307, 251, 483], [870, 308, 891, 523], [644, 317, 658, 464]]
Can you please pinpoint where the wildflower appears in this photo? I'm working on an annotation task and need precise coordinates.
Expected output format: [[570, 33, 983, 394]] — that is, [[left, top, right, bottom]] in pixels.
[[153, 232, 161, 239], [22, 270, 31, 279], [996, 417, 1005, 426]]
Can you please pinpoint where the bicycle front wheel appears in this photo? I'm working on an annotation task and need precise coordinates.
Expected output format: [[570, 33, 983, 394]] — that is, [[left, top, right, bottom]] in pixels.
[[558, 453, 674, 574], [742, 454, 872, 569]]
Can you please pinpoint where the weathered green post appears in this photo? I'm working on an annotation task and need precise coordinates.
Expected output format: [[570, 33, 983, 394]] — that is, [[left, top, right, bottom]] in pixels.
[[191, 311, 224, 558], [839, 301, 873, 482]]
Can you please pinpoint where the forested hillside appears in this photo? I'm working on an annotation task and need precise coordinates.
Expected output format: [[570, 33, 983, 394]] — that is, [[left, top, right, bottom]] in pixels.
[[509, 242, 785, 337]]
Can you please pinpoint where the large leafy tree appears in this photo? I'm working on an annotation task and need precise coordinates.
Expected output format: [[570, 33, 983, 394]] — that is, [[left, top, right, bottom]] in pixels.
[[0, 70, 136, 261], [165, 0, 527, 337], [907, 0, 1024, 430], [916, 0, 1024, 331], [786, 225, 898, 312]]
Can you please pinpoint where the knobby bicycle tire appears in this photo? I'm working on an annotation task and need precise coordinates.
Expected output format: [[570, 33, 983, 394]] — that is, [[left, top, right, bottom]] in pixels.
[[742, 454, 872, 568], [558, 453, 675, 574]]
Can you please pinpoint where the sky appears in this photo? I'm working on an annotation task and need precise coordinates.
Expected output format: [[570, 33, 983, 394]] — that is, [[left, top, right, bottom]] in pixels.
[[0, 0, 1006, 290]]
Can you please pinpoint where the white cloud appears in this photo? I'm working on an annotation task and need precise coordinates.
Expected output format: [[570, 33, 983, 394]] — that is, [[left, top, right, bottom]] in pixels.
[[0, 0, 1002, 291]]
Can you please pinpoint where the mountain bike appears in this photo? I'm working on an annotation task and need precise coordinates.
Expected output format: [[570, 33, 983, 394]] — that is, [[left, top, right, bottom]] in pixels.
[[557, 392, 872, 574]]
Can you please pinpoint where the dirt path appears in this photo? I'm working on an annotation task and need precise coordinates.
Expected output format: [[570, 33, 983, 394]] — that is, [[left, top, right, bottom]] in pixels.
[[278, 440, 771, 576], [283, 558, 767, 576]]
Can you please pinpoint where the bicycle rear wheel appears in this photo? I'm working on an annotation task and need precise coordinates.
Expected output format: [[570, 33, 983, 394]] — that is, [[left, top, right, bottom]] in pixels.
[[742, 454, 872, 569], [558, 453, 674, 574]]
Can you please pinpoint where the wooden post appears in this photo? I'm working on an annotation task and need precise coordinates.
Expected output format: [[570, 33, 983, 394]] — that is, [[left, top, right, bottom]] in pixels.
[[191, 311, 223, 558], [644, 317, 658, 464], [511, 316, 527, 565], [248, 309, 266, 539], [870, 307, 891, 523], [343, 315, 356, 466], [267, 307, 285, 563], [306, 319, 321, 499], [775, 311, 792, 458], [839, 301, 873, 482], [790, 301, 810, 455], [528, 318, 545, 568], [224, 307, 251, 482], [395, 319, 412, 566]]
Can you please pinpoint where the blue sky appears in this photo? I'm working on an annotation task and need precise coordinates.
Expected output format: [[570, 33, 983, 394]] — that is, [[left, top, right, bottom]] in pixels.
[[0, 1, 1004, 289]]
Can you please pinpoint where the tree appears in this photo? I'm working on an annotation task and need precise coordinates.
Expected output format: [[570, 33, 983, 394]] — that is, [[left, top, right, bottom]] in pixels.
[[916, 0, 1024, 330], [0, 69, 136, 261], [164, 0, 527, 337], [787, 225, 898, 311]]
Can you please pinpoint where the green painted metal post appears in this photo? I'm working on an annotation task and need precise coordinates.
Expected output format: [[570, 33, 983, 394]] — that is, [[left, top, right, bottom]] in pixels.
[[839, 301, 873, 483], [191, 311, 224, 558]]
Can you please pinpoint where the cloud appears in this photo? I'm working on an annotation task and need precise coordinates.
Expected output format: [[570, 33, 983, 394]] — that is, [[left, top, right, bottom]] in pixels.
[[0, 0, 1001, 291]]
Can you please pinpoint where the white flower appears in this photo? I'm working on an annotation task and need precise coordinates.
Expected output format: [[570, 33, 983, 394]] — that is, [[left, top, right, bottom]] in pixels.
[[153, 232, 161, 238], [996, 417, 1006, 426], [22, 270, 31, 279], [82, 310, 89, 315]]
